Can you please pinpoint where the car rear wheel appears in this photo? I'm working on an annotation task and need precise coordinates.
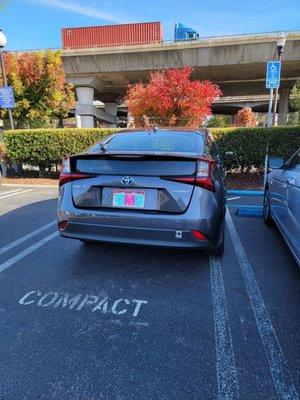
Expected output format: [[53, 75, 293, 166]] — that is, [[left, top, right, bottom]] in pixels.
[[206, 229, 224, 257], [263, 187, 274, 226]]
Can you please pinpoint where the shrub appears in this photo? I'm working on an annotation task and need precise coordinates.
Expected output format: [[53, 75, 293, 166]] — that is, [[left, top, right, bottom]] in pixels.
[[0, 141, 10, 164], [234, 107, 257, 127], [0, 142, 5, 158], [212, 126, 300, 170], [3, 128, 117, 170], [208, 115, 232, 128], [3, 126, 300, 173]]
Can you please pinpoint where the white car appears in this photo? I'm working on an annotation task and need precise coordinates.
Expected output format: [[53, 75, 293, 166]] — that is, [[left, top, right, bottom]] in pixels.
[[263, 148, 300, 266]]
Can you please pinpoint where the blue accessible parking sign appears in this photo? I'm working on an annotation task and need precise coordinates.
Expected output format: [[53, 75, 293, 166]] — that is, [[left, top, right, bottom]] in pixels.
[[266, 61, 281, 89], [0, 86, 15, 109]]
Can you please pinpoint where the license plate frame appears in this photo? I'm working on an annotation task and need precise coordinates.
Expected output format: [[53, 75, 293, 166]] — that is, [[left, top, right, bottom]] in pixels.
[[112, 189, 146, 209]]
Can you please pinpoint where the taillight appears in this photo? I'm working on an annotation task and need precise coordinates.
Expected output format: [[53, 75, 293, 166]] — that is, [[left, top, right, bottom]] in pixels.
[[58, 220, 69, 230], [192, 230, 207, 240], [59, 156, 95, 186], [162, 157, 215, 191], [59, 172, 92, 186], [196, 159, 210, 177], [194, 158, 215, 191]]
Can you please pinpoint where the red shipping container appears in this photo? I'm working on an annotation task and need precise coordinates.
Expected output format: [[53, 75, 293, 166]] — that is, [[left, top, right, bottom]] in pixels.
[[62, 22, 163, 49]]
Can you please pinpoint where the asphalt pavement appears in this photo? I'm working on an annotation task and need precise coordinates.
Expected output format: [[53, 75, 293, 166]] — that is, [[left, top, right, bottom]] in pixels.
[[0, 186, 299, 400]]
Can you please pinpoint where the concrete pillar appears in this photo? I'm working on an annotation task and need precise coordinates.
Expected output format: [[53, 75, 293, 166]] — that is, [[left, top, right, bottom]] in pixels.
[[278, 89, 290, 124], [75, 114, 82, 128], [127, 110, 133, 128], [105, 102, 118, 128], [75, 86, 95, 128]]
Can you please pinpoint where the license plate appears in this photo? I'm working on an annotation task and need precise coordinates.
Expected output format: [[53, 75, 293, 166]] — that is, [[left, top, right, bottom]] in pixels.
[[112, 189, 145, 209]]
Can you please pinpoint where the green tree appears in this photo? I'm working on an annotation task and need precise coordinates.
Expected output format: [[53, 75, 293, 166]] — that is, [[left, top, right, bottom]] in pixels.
[[290, 81, 300, 111], [0, 50, 75, 128], [208, 115, 232, 127]]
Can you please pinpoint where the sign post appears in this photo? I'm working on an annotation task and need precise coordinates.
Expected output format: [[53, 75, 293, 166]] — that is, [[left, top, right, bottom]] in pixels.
[[0, 49, 15, 129], [266, 61, 281, 127], [266, 88, 274, 128]]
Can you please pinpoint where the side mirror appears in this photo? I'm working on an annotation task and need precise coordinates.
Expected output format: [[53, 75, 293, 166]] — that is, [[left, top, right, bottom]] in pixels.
[[268, 157, 285, 169], [223, 151, 235, 160]]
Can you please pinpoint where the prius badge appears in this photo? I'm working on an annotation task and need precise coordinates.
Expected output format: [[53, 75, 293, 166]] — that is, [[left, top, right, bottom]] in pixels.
[[121, 176, 135, 185]]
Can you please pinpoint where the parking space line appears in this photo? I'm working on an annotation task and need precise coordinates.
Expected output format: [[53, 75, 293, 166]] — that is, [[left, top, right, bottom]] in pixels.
[[0, 220, 57, 256], [0, 189, 34, 200], [0, 189, 23, 197], [225, 208, 299, 400], [210, 255, 240, 400], [0, 231, 59, 273]]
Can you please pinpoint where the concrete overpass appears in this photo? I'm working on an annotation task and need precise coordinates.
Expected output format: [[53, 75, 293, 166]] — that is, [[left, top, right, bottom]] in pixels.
[[61, 31, 300, 127], [211, 92, 299, 114]]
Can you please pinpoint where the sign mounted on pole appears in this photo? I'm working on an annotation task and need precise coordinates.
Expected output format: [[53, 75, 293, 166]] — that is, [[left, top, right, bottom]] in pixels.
[[266, 61, 281, 89], [0, 86, 15, 109]]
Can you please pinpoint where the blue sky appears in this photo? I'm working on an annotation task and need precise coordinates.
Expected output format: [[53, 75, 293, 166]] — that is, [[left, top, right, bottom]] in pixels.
[[1, 0, 299, 50]]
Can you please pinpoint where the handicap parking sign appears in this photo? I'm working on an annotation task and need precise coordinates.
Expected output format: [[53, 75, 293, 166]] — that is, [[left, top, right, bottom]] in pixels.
[[266, 61, 281, 89], [0, 86, 15, 109]]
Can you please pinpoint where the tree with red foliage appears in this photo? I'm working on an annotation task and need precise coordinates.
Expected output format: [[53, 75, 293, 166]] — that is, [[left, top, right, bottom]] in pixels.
[[0, 50, 74, 128], [234, 107, 257, 127], [125, 67, 221, 128]]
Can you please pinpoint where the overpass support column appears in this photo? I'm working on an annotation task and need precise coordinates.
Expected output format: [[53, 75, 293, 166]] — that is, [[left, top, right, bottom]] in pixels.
[[278, 89, 290, 125], [127, 111, 132, 128], [105, 102, 118, 128], [75, 86, 95, 128]]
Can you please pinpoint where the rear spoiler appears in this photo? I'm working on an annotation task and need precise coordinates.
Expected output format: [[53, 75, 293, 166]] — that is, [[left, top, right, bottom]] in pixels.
[[71, 151, 201, 162]]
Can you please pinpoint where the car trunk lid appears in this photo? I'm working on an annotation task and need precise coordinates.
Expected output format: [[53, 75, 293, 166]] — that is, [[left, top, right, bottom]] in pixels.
[[64, 152, 201, 213]]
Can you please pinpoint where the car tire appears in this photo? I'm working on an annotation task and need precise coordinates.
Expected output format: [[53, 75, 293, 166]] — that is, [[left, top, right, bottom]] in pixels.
[[206, 229, 225, 257], [263, 187, 274, 226]]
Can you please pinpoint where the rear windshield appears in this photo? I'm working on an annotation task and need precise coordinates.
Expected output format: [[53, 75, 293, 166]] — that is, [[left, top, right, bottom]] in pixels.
[[104, 131, 204, 153], [76, 159, 196, 176]]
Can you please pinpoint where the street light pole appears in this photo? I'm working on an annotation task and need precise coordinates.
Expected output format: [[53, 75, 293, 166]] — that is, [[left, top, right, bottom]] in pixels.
[[0, 29, 14, 130], [272, 33, 286, 126]]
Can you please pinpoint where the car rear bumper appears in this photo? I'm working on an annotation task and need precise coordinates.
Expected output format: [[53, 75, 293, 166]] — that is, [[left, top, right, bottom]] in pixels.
[[57, 183, 225, 249], [59, 221, 221, 249]]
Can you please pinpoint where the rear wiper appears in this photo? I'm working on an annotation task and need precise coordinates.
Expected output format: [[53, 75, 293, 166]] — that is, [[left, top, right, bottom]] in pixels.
[[99, 142, 107, 152]]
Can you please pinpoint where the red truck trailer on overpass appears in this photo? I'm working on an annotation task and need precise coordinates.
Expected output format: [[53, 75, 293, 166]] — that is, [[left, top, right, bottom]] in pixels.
[[61, 22, 163, 49]]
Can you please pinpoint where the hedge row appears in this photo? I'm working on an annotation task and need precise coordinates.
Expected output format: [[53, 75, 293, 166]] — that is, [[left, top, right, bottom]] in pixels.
[[3, 126, 300, 171], [212, 126, 300, 170], [3, 128, 117, 169]]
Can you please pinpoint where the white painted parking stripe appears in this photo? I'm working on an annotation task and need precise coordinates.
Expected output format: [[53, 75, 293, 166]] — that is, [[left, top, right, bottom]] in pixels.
[[0, 220, 57, 256], [0, 231, 59, 273], [0, 189, 34, 200], [210, 255, 239, 400], [0, 189, 23, 197], [227, 196, 241, 201], [225, 208, 298, 400]]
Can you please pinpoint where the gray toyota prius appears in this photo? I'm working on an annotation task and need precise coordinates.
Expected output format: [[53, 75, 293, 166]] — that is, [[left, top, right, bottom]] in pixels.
[[57, 128, 227, 256]]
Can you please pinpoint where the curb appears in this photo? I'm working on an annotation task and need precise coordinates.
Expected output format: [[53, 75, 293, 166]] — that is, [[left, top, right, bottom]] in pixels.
[[227, 189, 264, 196], [236, 205, 263, 218], [1, 183, 58, 188]]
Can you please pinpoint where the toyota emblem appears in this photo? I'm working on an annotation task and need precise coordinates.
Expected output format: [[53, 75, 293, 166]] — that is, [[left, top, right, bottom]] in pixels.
[[121, 176, 135, 185]]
